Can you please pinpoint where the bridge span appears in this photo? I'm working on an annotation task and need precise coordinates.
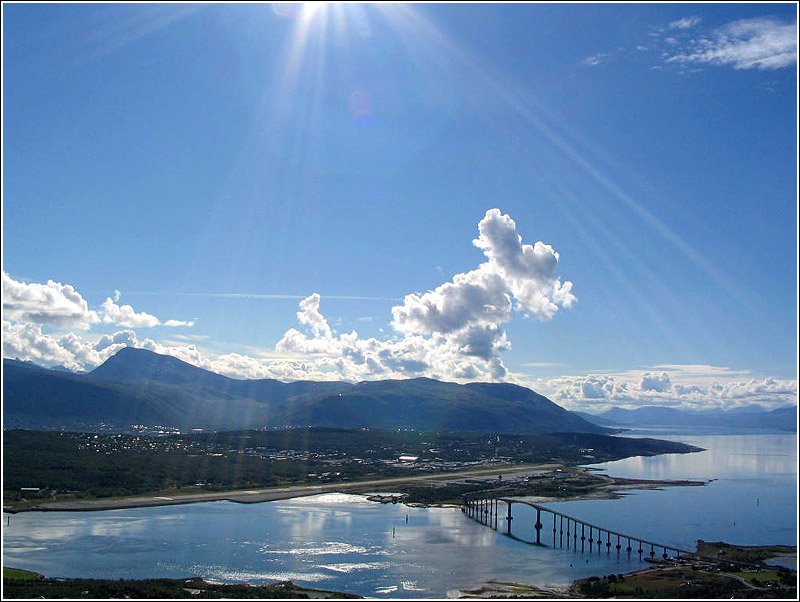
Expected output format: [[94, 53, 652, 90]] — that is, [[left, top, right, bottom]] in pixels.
[[463, 496, 695, 562]]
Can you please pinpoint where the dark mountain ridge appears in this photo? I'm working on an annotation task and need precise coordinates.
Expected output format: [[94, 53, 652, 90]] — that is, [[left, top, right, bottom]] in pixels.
[[3, 349, 608, 435], [89, 347, 349, 407], [579, 404, 796, 432]]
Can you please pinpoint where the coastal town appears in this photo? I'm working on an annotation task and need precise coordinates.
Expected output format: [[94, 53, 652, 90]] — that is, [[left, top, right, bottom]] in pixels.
[[4, 427, 699, 509]]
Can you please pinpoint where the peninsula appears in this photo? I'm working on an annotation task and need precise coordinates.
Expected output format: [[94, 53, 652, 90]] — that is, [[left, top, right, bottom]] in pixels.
[[5, 427, 702, 513]]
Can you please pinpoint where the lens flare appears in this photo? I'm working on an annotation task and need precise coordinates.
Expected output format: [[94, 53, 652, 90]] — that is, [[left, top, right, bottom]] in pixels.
[[348, 90, 374, 127]]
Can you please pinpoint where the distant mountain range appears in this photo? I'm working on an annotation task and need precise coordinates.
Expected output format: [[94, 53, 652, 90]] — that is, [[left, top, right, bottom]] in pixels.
[[3, 348, 609, 435], [575, 404, 797, 432]]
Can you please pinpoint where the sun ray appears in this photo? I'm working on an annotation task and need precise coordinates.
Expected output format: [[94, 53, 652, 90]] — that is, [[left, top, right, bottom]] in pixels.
[[370, 4, 780, 336]]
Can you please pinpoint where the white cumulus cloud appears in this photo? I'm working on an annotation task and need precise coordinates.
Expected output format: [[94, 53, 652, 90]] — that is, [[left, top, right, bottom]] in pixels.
[[640, 371, 672, 392], [2, 321, 137, 371], [274, 209, 574, 382], [3, 272, 99, 328], [94, 330, 139, 352], [296, 293, 333, 338], [389, 208, 574, 366], [100, 297, 161, 328], [3, 272, 193, 330]]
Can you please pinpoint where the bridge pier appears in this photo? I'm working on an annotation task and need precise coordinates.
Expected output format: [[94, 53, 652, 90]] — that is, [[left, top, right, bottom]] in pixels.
[[573, 520, 578, 551], [534, 508, 542, 544], [506, 501, 513, 535]]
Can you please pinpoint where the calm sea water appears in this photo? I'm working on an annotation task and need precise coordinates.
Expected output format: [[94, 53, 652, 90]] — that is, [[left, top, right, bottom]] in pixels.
[[3, 432, 796, 597], [542, 430, 796, 551]]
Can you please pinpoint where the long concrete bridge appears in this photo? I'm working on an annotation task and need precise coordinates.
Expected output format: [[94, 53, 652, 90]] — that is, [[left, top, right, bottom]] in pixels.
[[462, 496, 695, 562]]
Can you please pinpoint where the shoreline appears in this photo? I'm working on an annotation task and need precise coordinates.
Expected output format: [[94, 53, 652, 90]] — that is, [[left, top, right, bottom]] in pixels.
[[1, 572, 362, 599], [6, 469, 793, 600], [4, 463, 705, 514], [4, 462, 560, 513], [6, 540, 795, 601]]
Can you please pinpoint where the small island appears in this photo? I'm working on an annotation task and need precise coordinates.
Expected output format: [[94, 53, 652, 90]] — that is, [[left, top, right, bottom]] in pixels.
[[570, 540, 797, 599]]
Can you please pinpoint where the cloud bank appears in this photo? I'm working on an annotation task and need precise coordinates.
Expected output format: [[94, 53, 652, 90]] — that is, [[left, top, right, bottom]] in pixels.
[[2, 272, 194, 331], [535, 365, 797, 412]]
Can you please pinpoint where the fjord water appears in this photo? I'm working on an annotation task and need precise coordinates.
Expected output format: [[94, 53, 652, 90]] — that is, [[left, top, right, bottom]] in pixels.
[[544, 430, 797, 552], [4, 494, 644, 597], [3, 432, 796, 597]]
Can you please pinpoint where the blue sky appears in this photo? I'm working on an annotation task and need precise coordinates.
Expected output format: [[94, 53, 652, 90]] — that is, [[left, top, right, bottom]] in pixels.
[[3, 2, 797, 411]]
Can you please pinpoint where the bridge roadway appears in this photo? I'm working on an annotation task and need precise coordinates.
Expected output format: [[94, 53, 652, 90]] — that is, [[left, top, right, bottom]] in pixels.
[[463, 496, 695, 562]]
